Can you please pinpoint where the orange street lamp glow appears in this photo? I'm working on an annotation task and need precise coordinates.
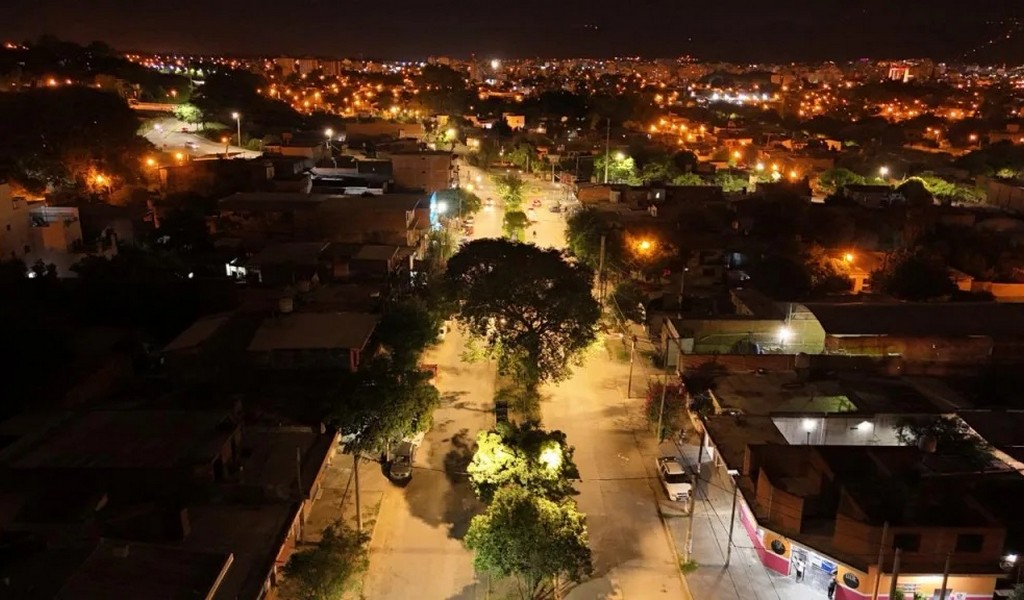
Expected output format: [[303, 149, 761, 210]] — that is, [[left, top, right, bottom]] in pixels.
[[844, 252, 855, 263], [732, 150, 742, 159], [638, 240, 652, 252], [145, 158, 156, 167]]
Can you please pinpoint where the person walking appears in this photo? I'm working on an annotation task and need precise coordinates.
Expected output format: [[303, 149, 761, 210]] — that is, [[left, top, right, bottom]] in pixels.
[[827, 577, 837, 599]]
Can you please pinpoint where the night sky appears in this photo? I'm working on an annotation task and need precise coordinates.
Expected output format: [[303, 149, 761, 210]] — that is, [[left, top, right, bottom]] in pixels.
[[4, 0, 1024, 62]]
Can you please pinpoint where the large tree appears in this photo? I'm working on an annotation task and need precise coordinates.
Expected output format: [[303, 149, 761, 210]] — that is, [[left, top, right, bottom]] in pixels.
[[330, 358, 440, 455], [467, 421, 580, 503], [871, 252, 956, 301], [565, 208, 624, 271], [0, 86, 151, 192], [492, 172, 527, 210], [445, 240, 600, 386], [465, 486, 593, 600], [374, 298, 443, 369], [283, 522, 368, 600]]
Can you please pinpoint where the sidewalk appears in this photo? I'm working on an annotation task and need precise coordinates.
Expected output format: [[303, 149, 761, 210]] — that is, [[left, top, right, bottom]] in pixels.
[[304, 452, 388, 543], [663, 440, 828, 600]]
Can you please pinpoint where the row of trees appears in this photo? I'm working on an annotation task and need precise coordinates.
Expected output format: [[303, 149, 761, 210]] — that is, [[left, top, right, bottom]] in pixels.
[[465, 421, 592, 599]]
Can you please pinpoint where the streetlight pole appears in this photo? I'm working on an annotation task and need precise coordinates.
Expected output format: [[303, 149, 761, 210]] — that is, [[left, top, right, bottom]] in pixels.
[[231, 112, 241, 148]]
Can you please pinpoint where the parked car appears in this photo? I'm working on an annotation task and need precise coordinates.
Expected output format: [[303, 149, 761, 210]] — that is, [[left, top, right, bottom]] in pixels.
[[184, 141, 199, 150], [657, 456, 692, 502], [531, 198, 542, 208], [550, 203, 562, 213], [495, 398, 509, 424], [389, 441, 417, 480]]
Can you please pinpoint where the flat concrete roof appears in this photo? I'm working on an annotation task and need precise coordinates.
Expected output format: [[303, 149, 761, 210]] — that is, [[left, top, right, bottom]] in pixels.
[[54, 539, 231, 600], [163, 313, 233, 353], [183, 503, 297, 600], [247, 242, 328, 266], [248, 312, 379, 352], [0, 411, 236, 470], [711, 371, 948, 416], [804, 302, 1024, 338]]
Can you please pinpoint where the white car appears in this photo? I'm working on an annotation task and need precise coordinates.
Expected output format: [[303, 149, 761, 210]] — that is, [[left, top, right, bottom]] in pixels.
[[657, 456, 692, 502]]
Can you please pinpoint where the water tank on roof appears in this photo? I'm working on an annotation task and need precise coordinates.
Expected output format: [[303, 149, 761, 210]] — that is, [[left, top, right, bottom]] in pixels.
[[278, 296, 294, 314]]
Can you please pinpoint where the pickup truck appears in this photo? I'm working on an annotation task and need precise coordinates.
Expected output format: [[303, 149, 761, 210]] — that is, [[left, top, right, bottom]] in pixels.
[[657, 456, 692, 503]]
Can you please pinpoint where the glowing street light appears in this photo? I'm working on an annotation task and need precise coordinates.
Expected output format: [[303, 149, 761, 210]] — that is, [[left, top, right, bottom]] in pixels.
[[174, 152, 185, 162], [755, 162, 765, 172], [844, 252, 855, 263], [732, 150, 742, 160], [490, 59, 501, 70], [231, 112, 241, 147], [539, 444, 562, 470], [436, 200, 449, 214], [778, 325, 793, 344], [614, 151, 626, 160], [145, 157, 156, 168], [466, 183, 475, 192], [879, 166, 890, 178]]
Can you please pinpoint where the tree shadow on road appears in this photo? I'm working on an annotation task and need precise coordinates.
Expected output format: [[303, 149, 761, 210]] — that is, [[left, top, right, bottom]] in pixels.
[[405, 428, 484, 541]]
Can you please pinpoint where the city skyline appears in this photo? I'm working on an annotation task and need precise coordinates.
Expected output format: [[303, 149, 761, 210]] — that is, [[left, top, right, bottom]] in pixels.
[[5, 0, 1024, 63]]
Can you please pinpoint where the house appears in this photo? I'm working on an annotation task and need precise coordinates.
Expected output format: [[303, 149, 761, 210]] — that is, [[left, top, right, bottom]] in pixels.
[[159, 159, 274, 196], [239, 242, 329, 285], [0, 183, 31, 261], [802, 302, 1024, 367], [247, 311, 379, 370], [384, 150, 453, 193]]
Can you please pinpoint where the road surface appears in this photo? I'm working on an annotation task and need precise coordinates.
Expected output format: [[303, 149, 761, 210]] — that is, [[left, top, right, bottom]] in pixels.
[[142, 116, 260, 160], [360, 164, 688, 599]]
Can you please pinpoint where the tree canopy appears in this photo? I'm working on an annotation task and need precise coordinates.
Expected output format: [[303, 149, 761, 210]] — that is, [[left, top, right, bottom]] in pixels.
[[467, 421, 580, 503], [871, 252, 956, 301], [895, 416, 993, 469], [492, 172, 527, 210], [565, 208, 624, 271], [283, 522, 368, 600], [330, 359, 440, 454], [445, 240, 600, 386], [0, 86, 151, 192], [465, 485, 593, 600]]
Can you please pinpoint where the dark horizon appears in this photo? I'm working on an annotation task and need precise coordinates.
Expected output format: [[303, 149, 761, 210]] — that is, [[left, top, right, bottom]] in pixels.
[[5, 0, 1024, 64]]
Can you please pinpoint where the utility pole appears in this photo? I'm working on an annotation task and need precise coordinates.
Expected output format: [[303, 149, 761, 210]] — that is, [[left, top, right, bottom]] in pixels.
[[603, 118, 611, 184], [677, 267, 687, 308], [683, 492, 696, 561], [724, 474, 739, 567], [888, 548, 902, 600], [939, 551, 951, 600], [656, 371, 668, 443], [353, 453, 363, 533], [871, 522, 889, 600], [597, 234, 606, 301], [627, 335, 637, 398]]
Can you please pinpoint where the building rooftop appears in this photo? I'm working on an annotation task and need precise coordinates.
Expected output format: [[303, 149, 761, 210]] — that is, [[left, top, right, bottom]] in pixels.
[[711, 371, 951, 416], [0, 410, 237, 470], [163, 313, 233, 354], [319, 193, 424, 212], [957, 410, 1024, 465], [248, 312, 379, 352], [182, 502, 296, 600], [353, 244, 399, 261], [804, 302, 1024, 338], [54, 539, 231, 600], [247, 241, 328, 266]]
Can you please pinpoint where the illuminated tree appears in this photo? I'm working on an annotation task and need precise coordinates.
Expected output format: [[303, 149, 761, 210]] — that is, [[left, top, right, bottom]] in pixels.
[[492, 172, 527, 210], [593, 152, 639, 184], [465, 486, 593, 600], [467, 421, 579, 503], [173, 102, 204, 130], [503, 211, 530, 241]]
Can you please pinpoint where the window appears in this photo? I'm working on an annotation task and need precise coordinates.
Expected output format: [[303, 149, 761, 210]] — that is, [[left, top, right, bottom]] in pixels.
[[892, 533, 921, 552], [955, 534, 984, 553]]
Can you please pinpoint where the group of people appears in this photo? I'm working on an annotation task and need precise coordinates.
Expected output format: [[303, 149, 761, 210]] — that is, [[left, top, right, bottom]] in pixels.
[[792, 557, 839, 599]]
